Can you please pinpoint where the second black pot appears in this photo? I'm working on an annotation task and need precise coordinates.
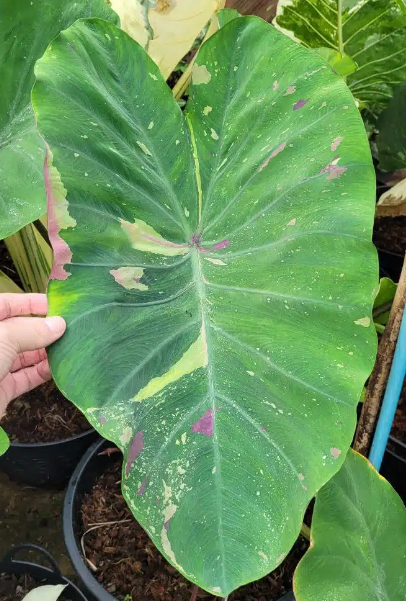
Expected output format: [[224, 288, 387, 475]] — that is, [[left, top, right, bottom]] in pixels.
[[0, 543, 88, 600], [0, 427, 99, 488], [63, 438, 295, 601]]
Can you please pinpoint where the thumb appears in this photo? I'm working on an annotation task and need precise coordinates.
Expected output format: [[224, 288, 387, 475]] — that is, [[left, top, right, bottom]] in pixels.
[[1, 316, 66, 354]]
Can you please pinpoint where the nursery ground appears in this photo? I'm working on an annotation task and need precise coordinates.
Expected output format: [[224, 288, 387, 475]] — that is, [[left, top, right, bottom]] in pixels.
[[0, 471, 76, 581]]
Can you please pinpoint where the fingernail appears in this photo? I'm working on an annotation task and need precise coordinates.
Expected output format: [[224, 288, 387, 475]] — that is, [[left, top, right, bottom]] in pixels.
[[44, 316, 66, 334]]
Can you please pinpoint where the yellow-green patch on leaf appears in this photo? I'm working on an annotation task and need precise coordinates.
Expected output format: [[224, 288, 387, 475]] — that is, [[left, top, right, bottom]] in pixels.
[[120, 218, 189, 256], [133, 328, 208, 401]]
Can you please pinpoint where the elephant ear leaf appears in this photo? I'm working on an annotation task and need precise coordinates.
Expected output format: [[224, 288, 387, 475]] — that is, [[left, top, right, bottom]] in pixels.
[[0, 0, 118, 239], [294, 449, 406, 601], [274, 0, 406, 112], [33, 15, 377, 596]]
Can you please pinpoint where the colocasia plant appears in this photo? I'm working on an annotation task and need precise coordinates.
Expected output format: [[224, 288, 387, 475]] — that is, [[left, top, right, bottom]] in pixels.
[[31, 11, 404, 597]]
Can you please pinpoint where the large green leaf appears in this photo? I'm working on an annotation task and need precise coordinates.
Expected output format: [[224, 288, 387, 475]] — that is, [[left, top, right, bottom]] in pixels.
[[377, 82, 406, 171], [294, 450, 406, 601], [33, 16, 377, 595], [274, 0, 406, 113], [0, 0, 117, 240]]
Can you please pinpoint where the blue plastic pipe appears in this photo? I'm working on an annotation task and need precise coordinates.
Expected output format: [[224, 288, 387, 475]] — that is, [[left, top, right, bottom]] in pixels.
[[369, 305, 406, 471]]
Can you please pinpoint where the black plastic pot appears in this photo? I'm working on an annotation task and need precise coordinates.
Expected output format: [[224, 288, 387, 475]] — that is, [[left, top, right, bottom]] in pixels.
[[0, 428, 99, 488], [0, 543, 88, 600], [381, 435, 406, 502], [64, 438, 295, 601]]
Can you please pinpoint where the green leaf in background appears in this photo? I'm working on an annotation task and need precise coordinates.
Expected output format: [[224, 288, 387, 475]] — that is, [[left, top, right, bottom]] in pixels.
[[377, 82, 406, 172], [33, 16, 377, 595], [294, 449, 406, 601], [0, 0, 118, 240], [274, 0, 406, 113], [0, 426, 10, 456], [313, 48, 357, 78], [373, 277, 397, 325], [217, 8, 242, 27]]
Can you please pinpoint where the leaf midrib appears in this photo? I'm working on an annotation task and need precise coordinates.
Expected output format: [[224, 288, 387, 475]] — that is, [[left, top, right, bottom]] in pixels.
[[192, 248, 227, 590]]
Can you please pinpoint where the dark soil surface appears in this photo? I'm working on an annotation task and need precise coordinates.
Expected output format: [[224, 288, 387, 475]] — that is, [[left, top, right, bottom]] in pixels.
[[82, 460, 308, 601], [0, 240, 23, 288], [0, 572, 74, 601], [1, 381, 91, 444], [373, 216, 406, 257], [391, 382, 406, 444]]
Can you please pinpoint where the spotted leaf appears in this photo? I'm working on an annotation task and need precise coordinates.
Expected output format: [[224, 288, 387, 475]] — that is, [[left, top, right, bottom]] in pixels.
[[33, 16, 377, 596]]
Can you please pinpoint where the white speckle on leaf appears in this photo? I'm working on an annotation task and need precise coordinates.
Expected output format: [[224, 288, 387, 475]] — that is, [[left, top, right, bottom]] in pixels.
[[354, 317, 370, 327], [203, 106, 212, 115], [258, 551, 268, 560], [287, 218, 296, 226], [181, 432, 187, 445], [149, 73, 158, 80], [234, 65, 238, 71], [74, 153, 79, 157], [85, 172, 88, 177], [136, 141, 152, 156], [284, 85, 296, 95], [205, 258, 226, 265], [175, 140, 180, 145], [212, 466, 217, 474], [298, 473, 305, 481], [184, 207, 189, 217], [247, 370, 254, 376], [211, 128, 219, 141], [119, 426, 133, 446], [148, 121, 154, 130], [192, 63, 211, 85]]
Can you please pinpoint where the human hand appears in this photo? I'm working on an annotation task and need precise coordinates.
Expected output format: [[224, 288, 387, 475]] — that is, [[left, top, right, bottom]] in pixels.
[[0, 293, 66, 418]]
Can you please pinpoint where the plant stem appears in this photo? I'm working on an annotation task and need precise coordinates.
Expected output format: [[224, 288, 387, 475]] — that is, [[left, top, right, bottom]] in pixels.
[[190, 585, 199, 601], [354, 254, 406, 455], [300, 522, 311, 541], [375, 322, 385, 334], [373, 300, 393, 319], [337, 0, 344, 55], [4, 222, 52, 293]]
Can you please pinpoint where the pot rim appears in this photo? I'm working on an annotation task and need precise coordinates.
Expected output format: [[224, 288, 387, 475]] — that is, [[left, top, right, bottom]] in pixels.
[[6, 426, 95, 449]]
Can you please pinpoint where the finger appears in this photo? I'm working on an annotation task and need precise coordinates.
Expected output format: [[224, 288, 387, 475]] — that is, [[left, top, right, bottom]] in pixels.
[[0, 359, 51, 417], [0, 293, 48, 321], [11, 348, 47, 372], [0, 316, 66, 353]]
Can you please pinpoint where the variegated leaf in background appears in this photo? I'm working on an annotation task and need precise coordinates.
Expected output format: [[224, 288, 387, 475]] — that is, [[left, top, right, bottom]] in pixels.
[[110, 0, 225, 80], [33, 15, 377, 596], [274, 0, 406, 114]]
